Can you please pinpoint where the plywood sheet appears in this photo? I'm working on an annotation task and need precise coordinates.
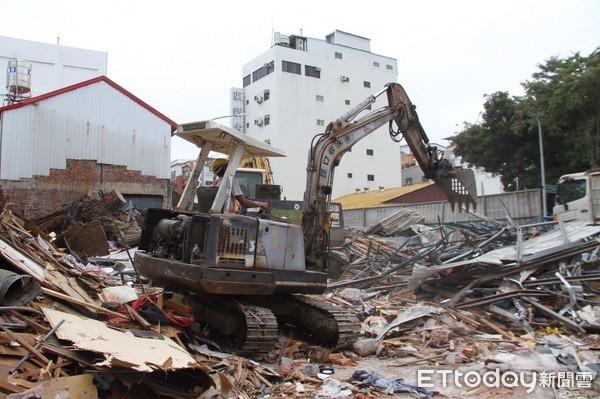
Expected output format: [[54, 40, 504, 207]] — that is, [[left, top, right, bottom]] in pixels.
[[42, 308, 199, 372]]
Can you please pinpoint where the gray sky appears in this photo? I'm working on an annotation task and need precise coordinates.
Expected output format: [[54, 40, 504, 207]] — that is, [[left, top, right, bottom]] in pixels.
[[2, 0, 599, 160]]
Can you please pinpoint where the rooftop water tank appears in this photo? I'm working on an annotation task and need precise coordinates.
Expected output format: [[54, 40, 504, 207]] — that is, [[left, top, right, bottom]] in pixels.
[[273, 32, 290, 47], [6, 59, 32, 95]]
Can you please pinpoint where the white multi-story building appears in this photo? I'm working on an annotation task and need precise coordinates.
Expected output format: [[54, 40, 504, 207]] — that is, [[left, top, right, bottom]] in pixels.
[[237, 30, 400, 200]]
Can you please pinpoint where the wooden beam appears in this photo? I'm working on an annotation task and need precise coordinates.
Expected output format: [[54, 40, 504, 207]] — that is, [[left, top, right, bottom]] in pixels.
[[41, 287, 131, 320]]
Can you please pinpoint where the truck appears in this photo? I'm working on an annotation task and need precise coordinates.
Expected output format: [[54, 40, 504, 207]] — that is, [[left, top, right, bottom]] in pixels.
[[134, 83, 478, 356], [553, 170, 600, 224]]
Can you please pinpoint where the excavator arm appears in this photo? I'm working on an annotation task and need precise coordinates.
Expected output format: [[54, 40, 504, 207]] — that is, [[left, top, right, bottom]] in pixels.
[[301, 83, 477, 269]]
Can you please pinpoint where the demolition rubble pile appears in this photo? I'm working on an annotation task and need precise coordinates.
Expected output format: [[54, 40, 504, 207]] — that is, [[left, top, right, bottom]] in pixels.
[[0, 193, 598, 398]]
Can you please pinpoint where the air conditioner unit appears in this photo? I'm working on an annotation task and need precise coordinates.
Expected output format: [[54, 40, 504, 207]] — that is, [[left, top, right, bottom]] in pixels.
[[314, 67, 321, 72], [254, 117, 264, 127], [341, 75, 349, 82], [296, 38, 305, 51], [254, 94, 264, 103], [263, 63, 270, 69]]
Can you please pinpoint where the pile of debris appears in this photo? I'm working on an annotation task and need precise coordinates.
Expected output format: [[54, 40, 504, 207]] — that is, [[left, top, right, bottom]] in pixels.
[[0, 194, 598, 398], [32, 189, 143, 255], [331, 216, 600, 338]]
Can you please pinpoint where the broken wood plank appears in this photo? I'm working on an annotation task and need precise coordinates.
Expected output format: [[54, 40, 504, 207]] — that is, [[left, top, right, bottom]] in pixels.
[[396, 352, 448, 366], [0, 380, 26, 394], [125, 304, 152, 330], [0, 236, 45, 281], [10, 319, 65, 376], [0, 325, 51, 365], [41, 287, 131, 320], [479, 318, 514, 340], [522, 297, 586, 334], [56, 221, 110, 257]]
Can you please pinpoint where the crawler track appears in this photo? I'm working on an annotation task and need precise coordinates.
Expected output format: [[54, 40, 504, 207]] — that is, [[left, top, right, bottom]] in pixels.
[[185, 294, 279, 356], [290, 294, 361, 350]]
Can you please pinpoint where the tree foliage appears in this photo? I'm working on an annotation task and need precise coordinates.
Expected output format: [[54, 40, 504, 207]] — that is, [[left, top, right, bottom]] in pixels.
[[451, 48, 599, 191]]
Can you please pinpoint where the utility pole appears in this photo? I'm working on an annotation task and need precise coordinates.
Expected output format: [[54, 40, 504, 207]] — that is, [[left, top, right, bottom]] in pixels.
[[534, 113, 547, 218]]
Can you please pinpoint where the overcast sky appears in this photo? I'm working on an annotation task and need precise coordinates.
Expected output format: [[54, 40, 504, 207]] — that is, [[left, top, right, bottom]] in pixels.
[[2, 0, 599, 160]]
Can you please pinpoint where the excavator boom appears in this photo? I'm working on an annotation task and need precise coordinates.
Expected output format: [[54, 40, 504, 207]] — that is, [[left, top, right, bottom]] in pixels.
[[302, 83, 477, 267]]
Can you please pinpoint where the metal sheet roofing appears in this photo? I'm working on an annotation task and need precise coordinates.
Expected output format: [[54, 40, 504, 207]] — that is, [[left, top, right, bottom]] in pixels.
[[0, 76, 177, 132], [334, 182, 433, 210]]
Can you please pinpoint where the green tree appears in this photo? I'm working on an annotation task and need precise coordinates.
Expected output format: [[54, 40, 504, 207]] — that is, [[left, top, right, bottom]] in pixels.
[[524, 49, 599, 170], [451, 48, 599, 191], [452, 92, 540, 190]]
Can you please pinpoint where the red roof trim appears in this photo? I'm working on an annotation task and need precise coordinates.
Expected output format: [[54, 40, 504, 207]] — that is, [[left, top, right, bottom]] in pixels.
[[0, 76, 178, 132]]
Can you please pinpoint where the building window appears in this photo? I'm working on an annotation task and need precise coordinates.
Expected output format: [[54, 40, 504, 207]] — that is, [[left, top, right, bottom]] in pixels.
[[305, 65, 321, 78], [282, 60, 301, 74], [264, 114, 270, 126], [373, 61, 380, 67], [366, 149, 374, 156], [316, 95, 324, 102], [243, 74, 251, 87], [347, 173, 353, 178], [367, 174, 375, 181], [170, 171, 176, 180], [345, 100, 350, 105], [182, 165, 190, 177], [252, 61, 274, 82], [263, 89, 270, 101], [335, 52, 343, 59], [386, 64, 394, 71], [363, 81, 371, 88], [317, 119, 325, 126]]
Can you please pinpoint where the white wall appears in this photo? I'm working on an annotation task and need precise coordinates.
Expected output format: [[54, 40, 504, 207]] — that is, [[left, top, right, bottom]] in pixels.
[[0, 35, 107, 98]]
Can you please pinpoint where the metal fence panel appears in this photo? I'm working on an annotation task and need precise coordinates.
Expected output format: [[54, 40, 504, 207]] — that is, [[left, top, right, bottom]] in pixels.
[[343, 189, 542, 228]]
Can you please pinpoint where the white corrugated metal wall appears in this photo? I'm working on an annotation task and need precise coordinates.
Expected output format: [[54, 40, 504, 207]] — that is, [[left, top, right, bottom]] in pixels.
[[0, 80, 170, 180]]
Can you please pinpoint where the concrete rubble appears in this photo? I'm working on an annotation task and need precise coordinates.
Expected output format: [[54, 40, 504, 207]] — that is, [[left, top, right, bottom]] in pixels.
[[0, 190, 598, 398]]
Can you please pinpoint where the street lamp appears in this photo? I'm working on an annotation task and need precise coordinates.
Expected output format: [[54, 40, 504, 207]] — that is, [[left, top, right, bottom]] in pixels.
[[210, 113, 249, 121], [533, 112, 547, 218], [211, 113, 249, 134]]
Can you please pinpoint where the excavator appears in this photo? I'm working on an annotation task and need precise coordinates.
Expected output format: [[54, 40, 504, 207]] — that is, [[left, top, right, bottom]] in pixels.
[[134, 83, 478, 356]]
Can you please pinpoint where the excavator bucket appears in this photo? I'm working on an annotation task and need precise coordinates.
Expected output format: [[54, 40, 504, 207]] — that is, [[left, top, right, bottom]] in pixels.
[[435, 169, 478, 212]]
